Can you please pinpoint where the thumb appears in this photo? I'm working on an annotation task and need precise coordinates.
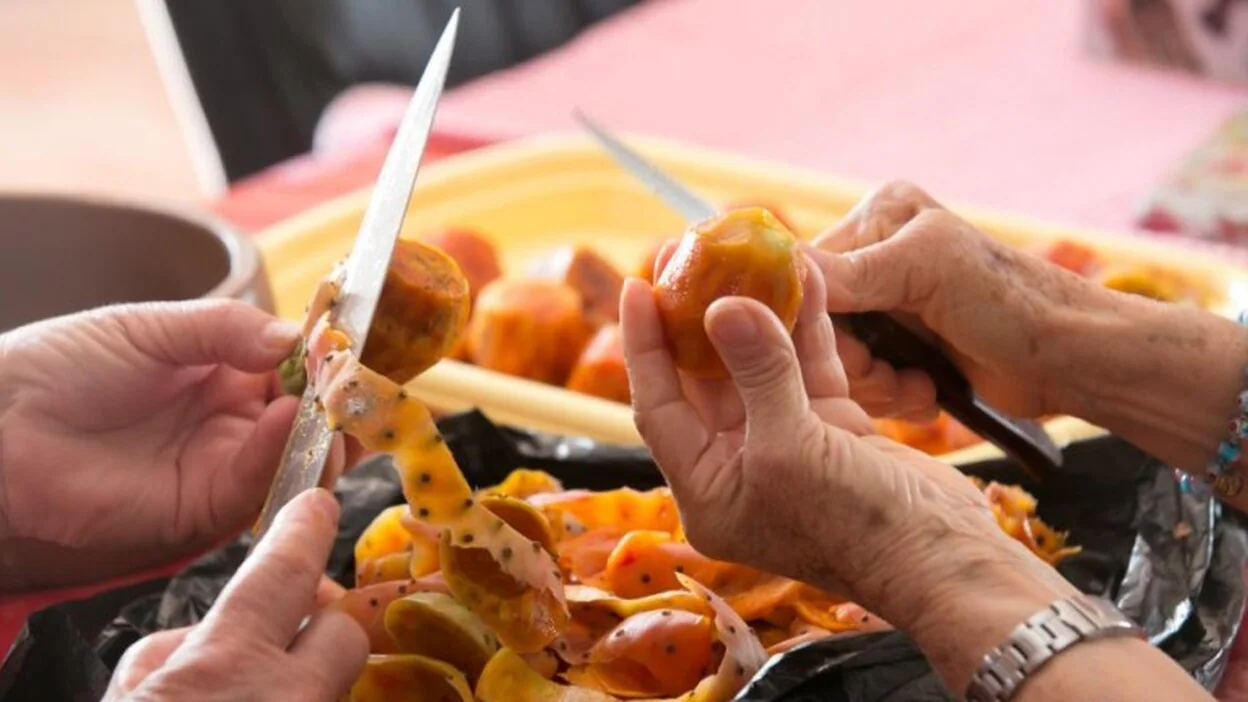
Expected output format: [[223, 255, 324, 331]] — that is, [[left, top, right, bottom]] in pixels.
[[705, 297, 809, 436]]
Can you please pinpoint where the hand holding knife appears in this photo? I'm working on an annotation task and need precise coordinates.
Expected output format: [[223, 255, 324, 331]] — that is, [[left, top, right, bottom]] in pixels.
[[573, 111, 1061, 482], [248, 10, 460, 551]]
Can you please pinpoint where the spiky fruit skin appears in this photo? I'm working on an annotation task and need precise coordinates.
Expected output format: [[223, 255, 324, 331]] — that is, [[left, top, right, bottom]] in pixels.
[[529, 245, 624, 327], [654, 207, 805, 379], [467, 279, 594, 385], [565, 324, 630, 404], [360, 239, 471, 384], [420, 227, 503, 304]]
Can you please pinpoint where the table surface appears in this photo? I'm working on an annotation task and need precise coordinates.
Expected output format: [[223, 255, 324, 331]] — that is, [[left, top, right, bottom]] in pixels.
[[8, 0, 1248, 696]]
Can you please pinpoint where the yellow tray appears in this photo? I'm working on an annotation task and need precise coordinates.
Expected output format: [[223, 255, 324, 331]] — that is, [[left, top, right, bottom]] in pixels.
[[257, 133, 1248, 464]]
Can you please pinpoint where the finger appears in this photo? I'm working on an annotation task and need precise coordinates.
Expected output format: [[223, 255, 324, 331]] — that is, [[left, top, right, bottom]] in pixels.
[[653, 239, 680, 282], [812, 180, 940, 254], [892, 369, 939, 418], [315, 576, 348, 608], [832, 326, 874, 379], [202, 488, 340, 646], [289, 608, 369, 698], [619, 277, 709, 482], [215, 395, 300, 531], [107, 627, 193, 696], [792, 249, 848, 399], [705, 296, 810, 438], [108, 299, 300, 371]]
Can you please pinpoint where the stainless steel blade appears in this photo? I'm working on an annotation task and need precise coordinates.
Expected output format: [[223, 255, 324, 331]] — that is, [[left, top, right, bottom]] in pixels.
[[575, 110, 1062, 475], [249, 9, 460, 550], [574, 110, 719, 222]]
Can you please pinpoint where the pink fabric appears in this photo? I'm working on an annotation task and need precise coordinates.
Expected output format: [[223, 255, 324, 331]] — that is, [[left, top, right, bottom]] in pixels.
[[435, 0, 1246, 236]]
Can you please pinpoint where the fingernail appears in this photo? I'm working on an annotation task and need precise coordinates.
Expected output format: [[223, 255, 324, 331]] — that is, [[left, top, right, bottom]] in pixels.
[[261, 320, 301, 352], [707, 302, 758, 348]]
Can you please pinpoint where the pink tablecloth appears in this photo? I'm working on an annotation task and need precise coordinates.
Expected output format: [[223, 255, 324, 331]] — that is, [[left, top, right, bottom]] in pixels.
[[433, 0, 1246, 236]]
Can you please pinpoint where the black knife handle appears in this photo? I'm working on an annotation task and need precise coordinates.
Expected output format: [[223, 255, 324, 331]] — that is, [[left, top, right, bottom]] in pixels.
[[830, 311, 1055, 482]]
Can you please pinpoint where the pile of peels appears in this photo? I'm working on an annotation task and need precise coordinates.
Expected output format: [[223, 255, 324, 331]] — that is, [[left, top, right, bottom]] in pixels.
[[341, 469, 1080, 701]]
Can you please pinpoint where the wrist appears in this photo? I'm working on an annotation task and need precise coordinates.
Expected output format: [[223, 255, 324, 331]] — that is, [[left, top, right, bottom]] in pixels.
[[1046, 292, 1248, 472], [855, 527, 1078, 693]]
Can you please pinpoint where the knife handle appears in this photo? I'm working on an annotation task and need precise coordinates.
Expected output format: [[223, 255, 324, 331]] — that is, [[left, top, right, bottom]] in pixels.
[[829, 312, 1055, 482]]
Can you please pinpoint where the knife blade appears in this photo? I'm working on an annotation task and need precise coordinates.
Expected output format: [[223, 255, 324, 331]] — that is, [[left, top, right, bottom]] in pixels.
[[249, 9, 460, 550], [574, 110, 1061, 481]]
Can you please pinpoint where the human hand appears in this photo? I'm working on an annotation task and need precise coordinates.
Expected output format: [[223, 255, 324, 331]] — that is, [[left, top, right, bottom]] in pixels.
[[620, 255, 1077, 689], [104, 488, 368, 702], [811, 180, 1114, 421], [0, 300, 361, 590]]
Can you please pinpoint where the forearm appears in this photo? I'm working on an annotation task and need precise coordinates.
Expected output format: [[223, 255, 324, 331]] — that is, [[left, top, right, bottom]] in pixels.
[[865, 534, 1212, 700], [1047, 292, 1248, 502]]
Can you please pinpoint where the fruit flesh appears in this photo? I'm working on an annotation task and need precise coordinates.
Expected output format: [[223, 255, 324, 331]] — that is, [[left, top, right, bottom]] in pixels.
[[653, 207, 804, 379]]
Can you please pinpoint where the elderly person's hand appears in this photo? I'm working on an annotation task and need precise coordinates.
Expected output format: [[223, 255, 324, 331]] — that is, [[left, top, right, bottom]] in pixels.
[[814, 181, 1248, 488], [0, 300, 359, 590], [104, 489, 367, 702], [620, 255, 1211, 700]]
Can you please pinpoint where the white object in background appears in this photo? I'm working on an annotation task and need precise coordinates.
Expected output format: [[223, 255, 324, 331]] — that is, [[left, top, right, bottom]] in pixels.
[[133, 0, 229, 198]]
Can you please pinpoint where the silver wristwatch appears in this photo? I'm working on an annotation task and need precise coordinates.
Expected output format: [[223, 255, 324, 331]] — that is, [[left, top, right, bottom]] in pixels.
[[965, 593, 1146, 702]]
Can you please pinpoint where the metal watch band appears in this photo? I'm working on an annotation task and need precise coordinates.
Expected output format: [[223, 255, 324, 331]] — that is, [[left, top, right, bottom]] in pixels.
[[965, 593, 1146, 702]]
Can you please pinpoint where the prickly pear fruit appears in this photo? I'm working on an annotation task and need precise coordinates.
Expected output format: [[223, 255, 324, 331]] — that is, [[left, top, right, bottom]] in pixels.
[[654, 207, 805, 379], [530, 245, 625, 327], [466, 278, 594, 385], [361, 239, 471, 384], [566, 324, 630, 404]]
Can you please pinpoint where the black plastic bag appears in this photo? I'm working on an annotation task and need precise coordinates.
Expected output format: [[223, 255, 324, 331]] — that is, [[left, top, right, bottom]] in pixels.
[[1, 410, 1245, 702]]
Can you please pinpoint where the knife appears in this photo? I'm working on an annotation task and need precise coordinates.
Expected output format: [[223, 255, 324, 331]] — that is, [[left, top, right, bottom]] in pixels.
[[574, 111, 1061, 481], [248, 9, 460, 550]]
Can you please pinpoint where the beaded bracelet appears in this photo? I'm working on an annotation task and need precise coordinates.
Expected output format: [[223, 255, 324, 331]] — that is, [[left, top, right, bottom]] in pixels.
[[1177, 310, 1248, 499]]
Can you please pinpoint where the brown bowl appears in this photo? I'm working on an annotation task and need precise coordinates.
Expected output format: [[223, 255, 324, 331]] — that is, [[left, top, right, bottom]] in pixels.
[[0, 194, 274, 333]]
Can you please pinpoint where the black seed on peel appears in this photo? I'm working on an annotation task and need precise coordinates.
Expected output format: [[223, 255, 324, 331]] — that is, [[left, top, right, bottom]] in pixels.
[[640, 573, 651, 584], [369, 598, 379, 607], [397, 388, 408, 400], [674, 565, 684, 573], [429, 433, 446, 448], [665, 643, 676, 654], [532, 542, 541, 553], [381, 429, 395, 441], [398, 585, 408, 594], [346, 379, 359, 389], [728, 625, 737, 634], [419, 472, 432, 484], [462, 533, 475, 544], [559, 641, 568, 651], [463, 498, 474, 509], [418, 507, 430, 518], [552, 570, 561, 579], [736, 665, 746, 677], [661, 610, 671, 617], [861, 615, 869, 623], [614, 630, 625, 638], [501, 546, 513, 561]]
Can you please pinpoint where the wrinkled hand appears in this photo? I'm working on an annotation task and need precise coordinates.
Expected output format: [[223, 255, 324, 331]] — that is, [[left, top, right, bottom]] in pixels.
[[0, 300, 359, 590], [619, 254, 1015, 608], [813, 181, 1109, 421], [104, 489, 368, 702]]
